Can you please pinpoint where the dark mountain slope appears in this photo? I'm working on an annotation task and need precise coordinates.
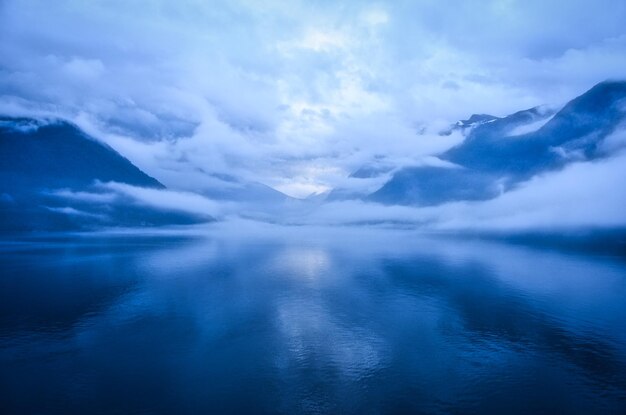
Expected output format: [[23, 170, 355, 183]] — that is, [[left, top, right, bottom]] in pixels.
[[369, 80, 626, 206], [0, 117, 207, 231], [0, 117, 163, 193]]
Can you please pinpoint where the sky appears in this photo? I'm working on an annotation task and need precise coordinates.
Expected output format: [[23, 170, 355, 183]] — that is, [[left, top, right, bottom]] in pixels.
[[1, 0, 626, 198]]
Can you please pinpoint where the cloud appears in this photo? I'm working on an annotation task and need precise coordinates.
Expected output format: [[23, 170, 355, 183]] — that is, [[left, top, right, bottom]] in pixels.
[[45, 206, 107, 220], [50, 183, 230, 220], [294, 150, 626, 231], [441, 151, 626, 230], [507, 112, 555, 136], [49, 189, 118, 204], [99, 182, 225, 219], [599, 125, 626, 154], [62, 57, 105, 81], [1, 0, 626, 197]]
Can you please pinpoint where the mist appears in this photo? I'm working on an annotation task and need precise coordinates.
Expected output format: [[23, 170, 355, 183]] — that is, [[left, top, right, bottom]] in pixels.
[[1, 0, 626, 233]]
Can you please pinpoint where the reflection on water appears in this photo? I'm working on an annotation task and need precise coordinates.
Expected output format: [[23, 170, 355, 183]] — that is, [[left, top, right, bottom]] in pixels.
[[1, 226, 625, 414]]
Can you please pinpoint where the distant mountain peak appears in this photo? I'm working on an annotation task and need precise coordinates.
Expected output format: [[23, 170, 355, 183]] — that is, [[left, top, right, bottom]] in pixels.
[[368, 80, 626, 207], [535, 79, 626, 141], [456, 114, 499, 128]]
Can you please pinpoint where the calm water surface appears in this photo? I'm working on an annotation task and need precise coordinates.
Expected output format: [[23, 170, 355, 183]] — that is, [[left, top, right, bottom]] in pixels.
[[1, 225, 625, 414]]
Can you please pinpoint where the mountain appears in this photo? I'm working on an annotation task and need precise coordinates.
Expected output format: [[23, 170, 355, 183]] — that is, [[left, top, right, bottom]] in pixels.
[[0, 117, 163, 191], [367, 80, 626, 206], [324, 160, 396, 202], [452, 113, 500, 132], [194, 172, 290, 204], [0, 117, 208, 231]]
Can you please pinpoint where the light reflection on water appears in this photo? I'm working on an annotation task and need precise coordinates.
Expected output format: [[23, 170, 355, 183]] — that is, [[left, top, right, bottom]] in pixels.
[[1, 226, 625, 414]]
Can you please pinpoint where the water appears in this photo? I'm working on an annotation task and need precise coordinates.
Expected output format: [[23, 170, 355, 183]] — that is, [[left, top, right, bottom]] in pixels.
[[1, 225, 625, 414]]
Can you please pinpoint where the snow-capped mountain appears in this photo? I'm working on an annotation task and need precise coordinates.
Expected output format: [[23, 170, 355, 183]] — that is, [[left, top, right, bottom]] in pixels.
[[366, 80, 626, 206]]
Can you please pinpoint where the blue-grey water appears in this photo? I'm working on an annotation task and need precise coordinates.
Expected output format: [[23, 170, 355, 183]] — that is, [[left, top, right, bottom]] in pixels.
[[1, 225, 626, 414]]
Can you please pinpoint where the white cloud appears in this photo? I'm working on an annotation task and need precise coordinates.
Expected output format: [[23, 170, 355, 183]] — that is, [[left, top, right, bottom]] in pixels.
[[599, 125, 626, 154], [100, 182, 226, 219], [45, 206, 107, 220], [49, 189, 118, 204], [507, 114, 555, 136], [291, 151, 626, 231], [62, 57, 105, 81], [441, 151, 626, 230], [1, 0, 625, 199]]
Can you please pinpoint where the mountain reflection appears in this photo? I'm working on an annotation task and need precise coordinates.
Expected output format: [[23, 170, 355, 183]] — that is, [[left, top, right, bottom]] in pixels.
[[1, 228, 625, 414]]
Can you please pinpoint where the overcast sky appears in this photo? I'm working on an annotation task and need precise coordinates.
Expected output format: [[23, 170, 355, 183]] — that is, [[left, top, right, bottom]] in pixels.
[[2, 0, 626, 197]]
